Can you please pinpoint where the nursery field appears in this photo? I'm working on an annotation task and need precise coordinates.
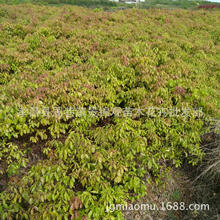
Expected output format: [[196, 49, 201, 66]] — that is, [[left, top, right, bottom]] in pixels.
[[0, 4, 220, 219]]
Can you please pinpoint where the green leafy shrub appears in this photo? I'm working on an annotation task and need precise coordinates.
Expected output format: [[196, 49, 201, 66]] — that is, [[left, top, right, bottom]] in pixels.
[[0, 4, 219, 219]]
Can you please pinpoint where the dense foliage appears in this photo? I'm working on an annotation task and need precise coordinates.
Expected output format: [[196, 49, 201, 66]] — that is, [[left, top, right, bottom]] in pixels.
[[138, 0, 220, 9], [0, 0, 118, 8], [0, 4, 219, 219], [197, 3, 220, 9]]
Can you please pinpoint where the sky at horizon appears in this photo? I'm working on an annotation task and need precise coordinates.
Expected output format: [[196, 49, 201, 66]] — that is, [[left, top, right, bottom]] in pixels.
[[207, 0, 220, 2]]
